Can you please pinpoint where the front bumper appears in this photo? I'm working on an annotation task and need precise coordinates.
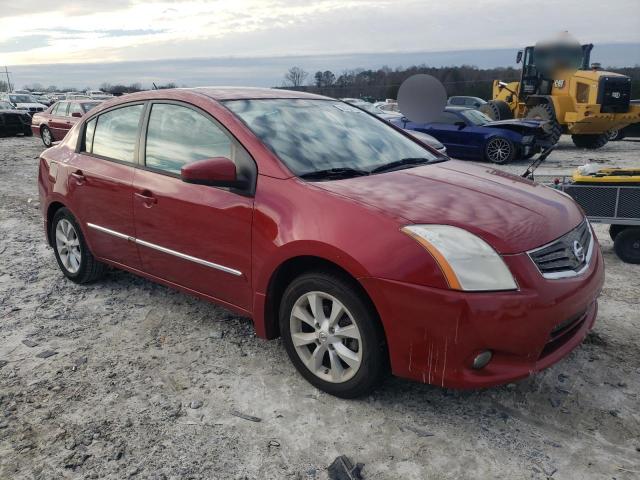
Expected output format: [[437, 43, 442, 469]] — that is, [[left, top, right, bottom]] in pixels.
[[361, 241, 604, 389]]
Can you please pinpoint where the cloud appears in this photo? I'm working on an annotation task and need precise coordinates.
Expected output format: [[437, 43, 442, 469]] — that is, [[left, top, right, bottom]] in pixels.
[[0, 35, 49, 53], [0, 0, 638, 66]]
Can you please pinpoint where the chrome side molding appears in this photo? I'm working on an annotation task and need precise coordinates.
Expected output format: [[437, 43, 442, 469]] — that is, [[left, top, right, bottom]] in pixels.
[[86, 222, 243, 277]]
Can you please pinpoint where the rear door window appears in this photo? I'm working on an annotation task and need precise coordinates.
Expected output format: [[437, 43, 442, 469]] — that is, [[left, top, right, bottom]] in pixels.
[[69, 102, 83, 116], [91, 104, 144, 163]]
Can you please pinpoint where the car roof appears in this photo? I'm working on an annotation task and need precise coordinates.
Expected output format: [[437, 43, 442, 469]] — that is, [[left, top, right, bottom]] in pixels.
[[186, 87, 329, 101]]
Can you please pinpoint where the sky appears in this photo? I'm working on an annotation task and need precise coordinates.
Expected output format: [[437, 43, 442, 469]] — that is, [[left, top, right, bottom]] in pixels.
[[1, 0, 639, 88]]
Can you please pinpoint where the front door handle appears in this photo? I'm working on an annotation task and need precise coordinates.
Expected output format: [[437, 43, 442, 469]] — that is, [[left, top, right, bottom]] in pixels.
[[70, 170, 85, 185], [135, 190, 158, 207]]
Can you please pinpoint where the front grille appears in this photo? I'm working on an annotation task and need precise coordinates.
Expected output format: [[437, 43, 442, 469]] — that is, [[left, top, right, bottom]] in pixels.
[[28, 107, 43, 113], [597, 76, 631, 113], [528, 220, 592, 278]]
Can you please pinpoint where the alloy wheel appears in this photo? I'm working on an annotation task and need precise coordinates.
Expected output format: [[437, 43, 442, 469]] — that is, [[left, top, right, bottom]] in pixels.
[[55, 219, 81, 274], [289, 291, 362, 383], [487, 138, 512, 163], [42, 127, 52, 147]]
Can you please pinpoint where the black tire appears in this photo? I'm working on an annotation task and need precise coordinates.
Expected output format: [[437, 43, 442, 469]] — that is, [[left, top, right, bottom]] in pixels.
[[571, 133, 609, 149], [51, 208, 105, 284], [613, 228, 640, 264], [525, 103, 562, 145], [479, 100, 513, 121], [279, 270, 387, 398], [484, 136, 516, 164], [609, 224, 628, 241], [607, 128, 624, 141], [23, 127, 33, 137], [41, 125, 53, 148]]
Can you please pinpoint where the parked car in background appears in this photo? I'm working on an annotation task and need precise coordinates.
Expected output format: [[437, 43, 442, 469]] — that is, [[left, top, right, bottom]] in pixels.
[[0, 100, 33, 137], [393, 106, 551, 164], [31, 100, 103, 147], [86, 90, 114, 100], [0, 93, 48, 115], [38, 87, 603, 398], [608, 99, 640, 140], [447, 96, 487, 109], [405, 130, 447, 155], [374, 100, 399, 112]]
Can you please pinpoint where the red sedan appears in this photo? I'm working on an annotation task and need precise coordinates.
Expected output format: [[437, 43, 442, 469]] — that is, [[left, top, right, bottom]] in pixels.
[[32, 100, 102, 147], [37, 88, 604, 397]]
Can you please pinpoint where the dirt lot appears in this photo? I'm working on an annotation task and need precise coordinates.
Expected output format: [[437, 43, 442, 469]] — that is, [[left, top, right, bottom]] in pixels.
[[1, 135, 639, 480]]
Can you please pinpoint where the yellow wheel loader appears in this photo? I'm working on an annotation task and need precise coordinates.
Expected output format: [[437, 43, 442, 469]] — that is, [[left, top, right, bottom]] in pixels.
[[480, 44, 640, 149]]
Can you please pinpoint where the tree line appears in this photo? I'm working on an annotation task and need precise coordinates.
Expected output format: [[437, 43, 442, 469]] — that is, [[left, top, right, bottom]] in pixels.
[[282, 65, 640, 101]]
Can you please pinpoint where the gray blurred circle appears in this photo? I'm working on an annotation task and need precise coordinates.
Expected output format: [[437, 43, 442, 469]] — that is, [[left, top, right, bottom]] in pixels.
[[397, 74, 447, 123]]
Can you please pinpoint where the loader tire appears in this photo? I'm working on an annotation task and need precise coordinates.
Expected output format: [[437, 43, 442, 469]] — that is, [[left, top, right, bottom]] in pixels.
[[479, 100, 513, 121], [526, 103, 562, 145], [571, 133, 609, 149]]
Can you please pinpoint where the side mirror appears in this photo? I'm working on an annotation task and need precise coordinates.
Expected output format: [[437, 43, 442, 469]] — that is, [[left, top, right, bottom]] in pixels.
[[454, 121, 466, 129], [516, 50, 523, 64], [71, 112, 82, 118], [181, 157, 244, 188]]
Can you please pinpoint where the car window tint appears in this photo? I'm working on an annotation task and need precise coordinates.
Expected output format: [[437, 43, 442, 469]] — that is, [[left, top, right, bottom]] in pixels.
[[69, 103, 83, 116], [84, 118, 97, 153], [145, 103, 231, 175], [450, 98, 462, 105], [92, 104, 143, 163]]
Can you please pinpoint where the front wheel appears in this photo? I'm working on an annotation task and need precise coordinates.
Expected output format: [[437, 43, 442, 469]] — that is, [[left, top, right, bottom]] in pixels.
[[607, 128, 624, 141], [23, 127, 33, 137], [571, 133, 609, 149], [279, 271, 387, 398], [51, 208, 105, 283], [41, 125, 53, 147], [485, 137, 516, 164], [614, 228, 640, 264]]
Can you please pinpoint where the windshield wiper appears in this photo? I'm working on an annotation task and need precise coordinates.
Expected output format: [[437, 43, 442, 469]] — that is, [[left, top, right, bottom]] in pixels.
[[299, 167, 370, 180], [370, 157, 433, 174]]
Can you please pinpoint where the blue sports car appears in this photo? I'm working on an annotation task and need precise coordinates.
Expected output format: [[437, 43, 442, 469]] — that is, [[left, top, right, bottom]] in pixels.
[[392, 106, 551, 164]]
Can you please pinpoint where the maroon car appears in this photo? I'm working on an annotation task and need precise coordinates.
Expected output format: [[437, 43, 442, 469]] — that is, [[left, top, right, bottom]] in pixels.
[[32, 100, 102, 147], [37, 87, 604, 398]]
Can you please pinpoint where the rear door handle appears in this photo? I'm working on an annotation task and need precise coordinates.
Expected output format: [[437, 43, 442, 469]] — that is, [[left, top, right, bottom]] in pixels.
[[135, 190, 158, 206], [70, 170, 85, 185]]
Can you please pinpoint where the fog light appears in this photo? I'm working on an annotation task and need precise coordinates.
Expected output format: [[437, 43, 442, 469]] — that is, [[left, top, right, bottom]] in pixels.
[[472, 350, 492, 369]]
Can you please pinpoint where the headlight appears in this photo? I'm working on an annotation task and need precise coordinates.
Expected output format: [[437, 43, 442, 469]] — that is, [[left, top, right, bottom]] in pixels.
[[401, 225, 518, 291], [521, 135, 534, 144]]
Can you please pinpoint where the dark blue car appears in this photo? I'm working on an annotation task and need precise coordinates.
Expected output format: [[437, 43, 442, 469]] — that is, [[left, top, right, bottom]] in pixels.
[[392, 106, 550, 164]]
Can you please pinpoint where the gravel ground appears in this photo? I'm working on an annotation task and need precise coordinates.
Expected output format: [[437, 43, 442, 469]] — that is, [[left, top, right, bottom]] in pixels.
[[1, 135, 639, 480]]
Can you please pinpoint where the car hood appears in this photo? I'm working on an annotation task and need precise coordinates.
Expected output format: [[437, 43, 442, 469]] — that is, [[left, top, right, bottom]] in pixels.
[[312, 160, 584, 254], [482, 118, 547, 133]]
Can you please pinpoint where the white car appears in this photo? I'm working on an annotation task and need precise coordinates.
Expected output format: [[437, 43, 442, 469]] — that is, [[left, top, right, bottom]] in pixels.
[[1, 93, 48, 115]]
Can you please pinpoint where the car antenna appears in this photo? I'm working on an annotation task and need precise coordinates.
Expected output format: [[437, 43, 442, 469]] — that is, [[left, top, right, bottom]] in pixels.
[[522, 146, 555, 181], [152, 82, 158, 90]]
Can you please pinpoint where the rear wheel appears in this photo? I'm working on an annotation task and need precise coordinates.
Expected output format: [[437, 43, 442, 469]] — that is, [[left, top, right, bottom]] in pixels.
[[609, 224, 628, 241], [571, 133, 609, 149], [526, 103, 562, 145], [485, 137, 516, 164], [51, 208, 105, 283], [479, 100, 513, 121], [41, 125, 53, 147], [279, 271, 387, 398], [613, 228, 640, 264]]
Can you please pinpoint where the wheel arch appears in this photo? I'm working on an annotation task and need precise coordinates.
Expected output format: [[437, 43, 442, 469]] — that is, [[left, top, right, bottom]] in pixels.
[[45, 201, 67, 247], [259, 254, 383, 342]]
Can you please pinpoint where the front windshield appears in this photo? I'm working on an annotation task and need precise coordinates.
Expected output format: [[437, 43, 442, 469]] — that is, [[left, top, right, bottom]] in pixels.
[[225, 99, 441, 176], [9, 94, 36, 103], [460, 109, 492, 126]]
